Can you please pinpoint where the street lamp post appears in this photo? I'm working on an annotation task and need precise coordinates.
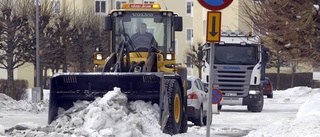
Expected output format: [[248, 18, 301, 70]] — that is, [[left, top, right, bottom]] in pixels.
[[35, 0, 40, 88]]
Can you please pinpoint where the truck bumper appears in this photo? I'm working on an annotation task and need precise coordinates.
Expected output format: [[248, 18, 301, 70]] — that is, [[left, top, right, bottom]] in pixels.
[[220, 94, 260, 105], [243, 94, 260, 105]]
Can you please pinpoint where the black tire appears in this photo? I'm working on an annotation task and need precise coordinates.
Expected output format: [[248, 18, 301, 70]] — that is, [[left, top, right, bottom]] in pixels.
[[247, 92, 264, 112], [203, 115, 208, 126], [179, 93, 188, 133], [193, 106, 204, 126], [203, 115, 212, 126], [218, 104, 222, 110], [163, 79, 183, 135], [267, 93, 273, 98], [179, 106, 188, 133]]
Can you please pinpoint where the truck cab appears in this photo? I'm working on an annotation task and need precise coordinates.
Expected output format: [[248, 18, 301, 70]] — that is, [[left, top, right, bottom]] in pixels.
[[204, 31, 265, 112]]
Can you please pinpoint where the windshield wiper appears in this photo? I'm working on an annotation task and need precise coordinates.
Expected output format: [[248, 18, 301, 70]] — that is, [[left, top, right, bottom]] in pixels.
[[120, 19, 142, 58]]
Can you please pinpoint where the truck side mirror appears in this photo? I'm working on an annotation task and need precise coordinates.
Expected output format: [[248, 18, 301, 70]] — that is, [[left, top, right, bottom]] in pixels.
[[104, 16, 112, 31], [204, 87, 208, 93], [174, 16, 183, 31]]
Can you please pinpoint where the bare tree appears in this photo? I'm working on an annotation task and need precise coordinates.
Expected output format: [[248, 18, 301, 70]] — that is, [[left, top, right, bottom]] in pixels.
[[184, 41, 206, 79], [68, 9, 108, 72], [24, 0, 55, 88], [240, 0, 319, 88], [0, 0, 33, 98]]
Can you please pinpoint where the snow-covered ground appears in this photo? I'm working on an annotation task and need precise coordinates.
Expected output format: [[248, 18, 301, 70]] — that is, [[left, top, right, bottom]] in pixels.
[[0, 87, 319, 137]]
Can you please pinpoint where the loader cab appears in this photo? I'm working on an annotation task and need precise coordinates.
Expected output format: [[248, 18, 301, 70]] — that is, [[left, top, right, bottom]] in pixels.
[[104, 4, 183, 61]]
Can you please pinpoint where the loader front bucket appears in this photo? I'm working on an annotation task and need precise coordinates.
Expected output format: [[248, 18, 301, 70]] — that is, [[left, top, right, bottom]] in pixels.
[[48, 72, 165, 124]]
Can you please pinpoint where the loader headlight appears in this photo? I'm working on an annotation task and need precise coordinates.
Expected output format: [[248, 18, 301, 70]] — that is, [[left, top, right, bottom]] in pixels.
[[166, 54, 172, 60], [249, 90, 259, 95], [166, 53, 175, 60], [96, 53, 103, 60]]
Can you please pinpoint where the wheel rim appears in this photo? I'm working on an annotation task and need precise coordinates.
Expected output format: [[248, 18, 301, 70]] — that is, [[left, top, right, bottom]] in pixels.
[[174, 94, 181, 123]]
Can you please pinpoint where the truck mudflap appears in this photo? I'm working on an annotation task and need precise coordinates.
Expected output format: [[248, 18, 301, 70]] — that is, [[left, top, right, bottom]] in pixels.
[[48, 72, 167, 126]]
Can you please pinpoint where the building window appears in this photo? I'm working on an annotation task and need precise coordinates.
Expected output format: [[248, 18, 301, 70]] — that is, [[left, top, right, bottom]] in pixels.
[[143, 0, 156, 4], [116, 0, 128, 9], [95, 0, 107, 13], [51, 0, 60, 14], [186, 28, 193, 42], [186, 1, 193, 16]]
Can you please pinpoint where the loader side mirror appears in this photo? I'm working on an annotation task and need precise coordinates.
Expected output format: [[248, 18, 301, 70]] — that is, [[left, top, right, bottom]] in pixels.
[[104, 16, 112, 31], [174, 16, 183, 31]]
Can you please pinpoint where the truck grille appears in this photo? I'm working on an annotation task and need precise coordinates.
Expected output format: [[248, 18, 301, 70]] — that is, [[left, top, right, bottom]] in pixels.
[[213, 65, 254, 97]]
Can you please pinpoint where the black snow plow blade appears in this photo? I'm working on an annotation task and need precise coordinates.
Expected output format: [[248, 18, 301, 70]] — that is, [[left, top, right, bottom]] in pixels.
[[48, 72, 165, 124]]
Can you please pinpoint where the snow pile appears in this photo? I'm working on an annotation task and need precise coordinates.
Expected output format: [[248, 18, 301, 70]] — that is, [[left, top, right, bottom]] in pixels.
[[246, 88, 320, 137], [0, 93, 48, 113], [0, 125, 4, 135], [4, 87, 169, 137], [270, 87, 318, 103]]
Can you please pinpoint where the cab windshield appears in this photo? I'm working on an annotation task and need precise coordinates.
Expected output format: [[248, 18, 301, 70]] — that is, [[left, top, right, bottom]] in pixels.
[[214, 44, 259, 65], [112, 11, 173, 53]]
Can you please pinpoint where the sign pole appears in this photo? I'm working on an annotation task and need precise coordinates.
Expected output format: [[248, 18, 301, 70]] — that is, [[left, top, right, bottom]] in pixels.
[[206, 42, 215, 137], [198, 1, 234, 136]]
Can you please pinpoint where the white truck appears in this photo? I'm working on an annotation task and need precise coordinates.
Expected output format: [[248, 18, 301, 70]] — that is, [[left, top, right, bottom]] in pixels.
[[203, 32, 267, 112]]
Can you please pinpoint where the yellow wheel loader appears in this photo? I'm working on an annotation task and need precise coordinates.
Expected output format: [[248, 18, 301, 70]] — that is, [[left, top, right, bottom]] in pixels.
[[48, 3, 188, 135]]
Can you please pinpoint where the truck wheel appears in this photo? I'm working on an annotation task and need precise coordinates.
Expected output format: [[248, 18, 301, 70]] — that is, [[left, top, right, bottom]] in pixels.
[[163, 79, 182, 135], [218, 104, 222, 110], [267, 93, 273, 98], [203, 114, 212, 126], [193, 106, 204, 126], [247, 93, 264, 112]]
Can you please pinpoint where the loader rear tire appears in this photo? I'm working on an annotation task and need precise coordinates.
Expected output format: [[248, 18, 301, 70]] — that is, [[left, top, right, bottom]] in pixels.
[[163, 79, 182, 135]]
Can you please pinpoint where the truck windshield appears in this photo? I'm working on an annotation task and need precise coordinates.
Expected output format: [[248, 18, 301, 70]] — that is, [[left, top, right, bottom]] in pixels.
[[214, 44, 258, 65], [113, 11, 172, 53]]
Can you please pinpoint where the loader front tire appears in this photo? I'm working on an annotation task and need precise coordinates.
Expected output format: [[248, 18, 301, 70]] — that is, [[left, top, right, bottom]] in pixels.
[[179, 98, 188, 133], [163, 79, 182, 135]]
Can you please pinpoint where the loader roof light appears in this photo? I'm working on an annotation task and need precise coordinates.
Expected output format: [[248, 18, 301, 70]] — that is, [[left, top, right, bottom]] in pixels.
[[122, 4, 161, 9]]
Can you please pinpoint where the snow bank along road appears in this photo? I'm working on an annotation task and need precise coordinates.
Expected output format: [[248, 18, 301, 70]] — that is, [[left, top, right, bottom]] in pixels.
[[0, 87, 318, 137]]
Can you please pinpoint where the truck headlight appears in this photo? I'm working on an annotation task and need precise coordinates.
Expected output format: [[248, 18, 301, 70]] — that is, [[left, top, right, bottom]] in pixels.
[[249, 90, 259, 95], [96, 53, 102, 60]]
